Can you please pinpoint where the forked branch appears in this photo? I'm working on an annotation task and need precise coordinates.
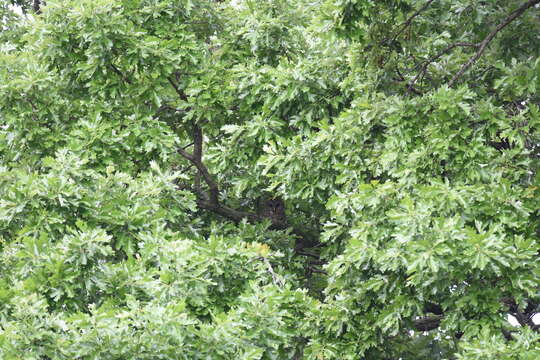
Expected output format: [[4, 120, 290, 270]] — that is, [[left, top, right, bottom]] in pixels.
[[408, 42, 478, 91], [169, 78, 320, 253], [448, 0, 540, 87]]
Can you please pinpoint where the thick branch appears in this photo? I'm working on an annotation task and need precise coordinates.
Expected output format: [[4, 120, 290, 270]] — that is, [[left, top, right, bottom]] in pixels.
[[448, 0, 540, 87], [197, 199, 260, 223], [502, 296, 539, 329], [153, 105, 187, 119], [177, 125, 220, 205], [413, 315, 443, 332], [168, 77, 188, 101], [412, 297, 539, 336], [424, 302, 444, 315], [175, 123, 261, 224], [178, 146, 260, 224], [33, 0, 42, 14], [170, 84, 321, 251]]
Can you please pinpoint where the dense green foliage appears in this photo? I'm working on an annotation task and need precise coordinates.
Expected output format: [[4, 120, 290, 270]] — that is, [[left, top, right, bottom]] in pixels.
[[1, 0, 539, 358]]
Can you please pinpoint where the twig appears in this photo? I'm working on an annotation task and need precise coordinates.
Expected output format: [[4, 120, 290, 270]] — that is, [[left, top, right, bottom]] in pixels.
[[152, 105, 187, 119], [109, 64, 132, 84], [22, 95, 39, 122], [261, 257, 284, 287], [408, 42, 478, 90], [390, 0, 437, 43], [448, 0, 540, 87], [295, 250, 320, 259], [308, 266, 327, 275]]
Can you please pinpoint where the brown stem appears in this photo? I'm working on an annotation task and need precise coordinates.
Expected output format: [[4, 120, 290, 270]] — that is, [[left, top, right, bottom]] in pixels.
[[197, 199, 260, 223], [409, 42, 478, 90], [448, 0, 540, 87], [308, 266, 328, 275], [109, 64, 132, 84], [168, 77, 188, 101], [295, 250, 320, 259], [174, 121, 261, 224], [390, 0, 437, 43], [170, 84, 320, 252]]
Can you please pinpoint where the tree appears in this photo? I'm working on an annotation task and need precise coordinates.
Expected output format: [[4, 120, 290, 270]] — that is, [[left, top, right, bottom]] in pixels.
[[0, 0, 539, 358]]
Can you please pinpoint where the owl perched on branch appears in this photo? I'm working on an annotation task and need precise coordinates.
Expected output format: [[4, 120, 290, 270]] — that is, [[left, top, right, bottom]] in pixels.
[[257, 196, 287, 230]]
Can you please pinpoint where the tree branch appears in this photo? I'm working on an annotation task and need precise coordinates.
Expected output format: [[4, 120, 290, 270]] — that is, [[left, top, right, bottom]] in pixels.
[[175, 122, 262, 224], [411, 297, 539, 336], [413, 315, 443, 332], [33, 0, 42, 14], [502, 296, 539, 330], [390, 0, 437, 43], [152, 104, 187, 119], [501, 328, 515, 341], [424, 302, 444, 315], [295, 250, 320, 259], [408, 42, 478, 91], [177, 124, 220, 205], [168, 77, 188, 101], [394, 65, 423, 95], [170, 83, 321, 251], [308, 266, 327, 275], [109, 64, 132, 85], [448, 0, 540, 87], [197, 199, 260, 223], [178, 134, 320, 251], [260, 257, 285, 287]]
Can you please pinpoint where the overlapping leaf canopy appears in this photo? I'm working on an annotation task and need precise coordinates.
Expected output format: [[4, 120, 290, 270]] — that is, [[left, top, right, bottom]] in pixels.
[[1, 0, 539, 359]]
